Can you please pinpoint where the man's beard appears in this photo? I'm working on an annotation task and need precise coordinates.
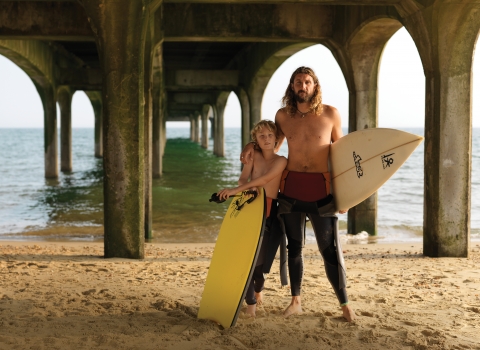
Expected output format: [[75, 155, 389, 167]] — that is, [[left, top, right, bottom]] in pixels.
[[294, 90, 313, 103]]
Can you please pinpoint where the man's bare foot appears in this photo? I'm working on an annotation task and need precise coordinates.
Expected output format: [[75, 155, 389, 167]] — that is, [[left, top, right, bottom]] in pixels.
[[246, 304, 256, 318], [283, 296, 302, 318], [255, 291, 263, 306], [342, 304, 356, 322]]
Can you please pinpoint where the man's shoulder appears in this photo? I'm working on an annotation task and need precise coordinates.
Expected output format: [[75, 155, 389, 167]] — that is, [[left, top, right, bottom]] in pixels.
[[275, 107, 289, 119], [322, 104, 338, 115], [320, 104, 341, 121]]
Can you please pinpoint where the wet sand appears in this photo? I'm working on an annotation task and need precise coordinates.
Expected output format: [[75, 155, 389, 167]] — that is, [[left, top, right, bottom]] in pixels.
[[1, 241, 480, 349]]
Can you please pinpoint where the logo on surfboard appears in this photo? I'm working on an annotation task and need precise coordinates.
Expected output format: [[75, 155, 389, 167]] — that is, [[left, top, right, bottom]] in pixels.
[[381, 153, 395, 169], [353, 152, 363, 178]]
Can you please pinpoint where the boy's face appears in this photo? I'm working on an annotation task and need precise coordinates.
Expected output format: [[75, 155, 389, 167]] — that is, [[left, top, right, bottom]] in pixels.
[[255, 127, 276, 150]]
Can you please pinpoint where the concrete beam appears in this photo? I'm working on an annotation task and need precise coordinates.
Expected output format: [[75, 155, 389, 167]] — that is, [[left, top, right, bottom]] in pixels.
[[57, 67, 102, 90], [0, 1, 93, 40], [168, 101, 204, 109], [166, 116, 191, 121], [163, 0, 403, 3], [163, 3, 334, 42], [169, 92, 216, 105], [165, 70, 239, 91]]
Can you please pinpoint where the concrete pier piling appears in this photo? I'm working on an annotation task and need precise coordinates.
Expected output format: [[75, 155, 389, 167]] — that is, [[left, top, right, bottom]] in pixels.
[[81, 0, 158, 258], [201, 105, 210, 149], [213, 92, 229, 157], [86, 91, 103, 159], [58, 87, 73, 173]]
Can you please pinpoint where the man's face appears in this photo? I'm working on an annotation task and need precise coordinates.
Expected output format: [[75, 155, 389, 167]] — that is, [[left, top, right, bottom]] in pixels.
[[255, 127, 276, 151], [291, 73, 315, 103]]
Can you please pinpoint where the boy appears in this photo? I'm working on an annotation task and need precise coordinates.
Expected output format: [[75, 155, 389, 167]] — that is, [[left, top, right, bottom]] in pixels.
[[217, 120, 287, 317]]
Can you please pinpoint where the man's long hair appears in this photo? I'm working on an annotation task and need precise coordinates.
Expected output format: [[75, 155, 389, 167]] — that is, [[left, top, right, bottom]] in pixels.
[[281, 66, 323, 117]]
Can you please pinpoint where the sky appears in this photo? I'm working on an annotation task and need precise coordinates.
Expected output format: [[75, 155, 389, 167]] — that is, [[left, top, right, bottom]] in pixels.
[[0, 28, 478, 129]]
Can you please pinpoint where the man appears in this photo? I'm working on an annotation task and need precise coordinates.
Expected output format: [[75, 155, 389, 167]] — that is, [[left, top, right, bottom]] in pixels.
[[241, 66, 355, 322]]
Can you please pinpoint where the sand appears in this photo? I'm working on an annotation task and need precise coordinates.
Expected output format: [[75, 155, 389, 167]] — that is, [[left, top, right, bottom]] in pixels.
[[1, 241, 480, 350]]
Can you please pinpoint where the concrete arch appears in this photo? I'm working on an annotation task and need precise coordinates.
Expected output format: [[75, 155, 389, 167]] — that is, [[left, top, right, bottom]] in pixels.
[[212, 91, 230, 157], [0, 40, 58, 178], [343, 17, 403, 132], [443, 6, 480, 78], [234, 87, 251, 148]]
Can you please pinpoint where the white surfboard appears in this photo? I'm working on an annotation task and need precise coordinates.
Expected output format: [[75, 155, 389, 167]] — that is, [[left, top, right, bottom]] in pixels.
[[330, 128, 423, 211]]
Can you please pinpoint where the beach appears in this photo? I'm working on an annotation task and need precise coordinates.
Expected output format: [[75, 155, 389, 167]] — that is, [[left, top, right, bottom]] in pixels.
[[1, 241, 480, 349]]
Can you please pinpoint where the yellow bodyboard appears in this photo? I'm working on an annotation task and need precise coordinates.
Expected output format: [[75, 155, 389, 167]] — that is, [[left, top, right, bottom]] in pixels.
[[198, 188, 266, 328]]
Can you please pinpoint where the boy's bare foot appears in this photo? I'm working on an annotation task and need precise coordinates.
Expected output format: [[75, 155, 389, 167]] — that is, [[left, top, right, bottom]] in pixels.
[[255, 291, 263, 306], [342, 304, 356, 322], [283, 296, 302, 318], [246, 304, 256, 318]]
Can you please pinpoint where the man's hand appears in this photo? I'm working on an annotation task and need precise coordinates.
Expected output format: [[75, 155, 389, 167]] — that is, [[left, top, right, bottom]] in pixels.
[[240, 143, 255, 164], [339, 209, 348, 214]]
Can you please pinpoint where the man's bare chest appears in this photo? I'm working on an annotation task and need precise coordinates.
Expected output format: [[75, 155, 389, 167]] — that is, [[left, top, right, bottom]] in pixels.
[[283, 119, 332, 144]]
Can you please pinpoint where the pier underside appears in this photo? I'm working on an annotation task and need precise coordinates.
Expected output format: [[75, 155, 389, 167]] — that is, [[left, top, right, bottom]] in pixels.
[[1, 0, 479, 258]]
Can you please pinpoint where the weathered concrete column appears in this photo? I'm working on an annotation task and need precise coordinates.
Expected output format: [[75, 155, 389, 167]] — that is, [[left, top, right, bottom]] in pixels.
[[86, 92, 104, 158], [81, 0, 154, 258], [209, 116, 215, 142], [189, 115, 195, 141], [94, 114, 103, 157], [193, 113, 201, 143], [41, 87, 58, 179], [334, 18, 402, 236], [400, 3, 480, 257], [152, 43, 165, 179], [57, 87, 74, 173], [247, 82, 263, 129], [144, 20, 154, 240], [236, 88, 251, 148], [201, 104, 210, 149], [213, 92, 229, 157]]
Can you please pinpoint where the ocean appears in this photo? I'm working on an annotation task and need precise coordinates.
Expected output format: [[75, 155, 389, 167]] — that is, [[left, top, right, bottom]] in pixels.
[[0, 127, 479, 243]]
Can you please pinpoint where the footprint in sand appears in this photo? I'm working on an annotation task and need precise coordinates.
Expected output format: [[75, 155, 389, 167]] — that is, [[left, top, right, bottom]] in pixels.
[[360, 311, 374, 317]]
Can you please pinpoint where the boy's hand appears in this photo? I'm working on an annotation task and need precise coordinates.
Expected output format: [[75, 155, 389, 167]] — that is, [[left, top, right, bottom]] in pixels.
[[240, 143, 255, 164], [243, 187, 259, 199], [217, 188, 236, 201]]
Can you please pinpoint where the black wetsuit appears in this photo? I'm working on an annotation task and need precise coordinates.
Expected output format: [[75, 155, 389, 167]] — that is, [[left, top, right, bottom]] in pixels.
[[277, 170, 348, 305], [245, 197, 288, 305]]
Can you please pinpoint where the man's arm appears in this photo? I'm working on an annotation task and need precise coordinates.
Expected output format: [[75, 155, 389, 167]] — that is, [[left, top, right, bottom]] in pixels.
[[240, 142, 255, 164], [238, 156, 254, 186], [274, 110, 286, 153], [330, 106, 343, 143], [217, 157, 287, 200]]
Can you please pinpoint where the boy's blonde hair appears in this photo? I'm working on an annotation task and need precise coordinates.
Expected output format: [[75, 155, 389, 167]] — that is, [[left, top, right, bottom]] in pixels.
[[251, 120, 278, 145]]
